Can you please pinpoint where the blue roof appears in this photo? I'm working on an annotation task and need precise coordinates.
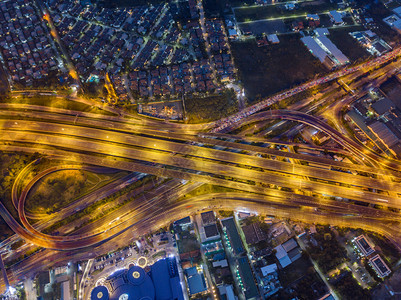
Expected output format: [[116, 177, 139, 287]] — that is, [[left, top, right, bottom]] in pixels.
[[221, 218, 244, 255], [185, 267, 198, 277], [105, 266, 155, 300], [127, 266, 146, 286], [151, 259, 172, 300], [187, 273, 207, 295], [169, 277, 182, 300], [92, 259, 183, 300], [91, 286, 109, 300], [238, 257, 259, 298], [213, 253, 226, 261]]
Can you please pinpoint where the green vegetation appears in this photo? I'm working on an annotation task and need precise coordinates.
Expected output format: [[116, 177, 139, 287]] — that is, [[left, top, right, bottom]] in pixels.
[[231, 34, 326, 101], [180, 184, 240, 201], [234, 0, 336, 22], [1, 95, 115, 116], [5, 247, 42, 268], [328, 27, 371, 63], [184, 89, 238, 123], [277, 257, 327, 299], [332, 271, 371, 300], [43, 175, 156, 234], [307, 225, 348, 273], [279, 254, 314, 286], [0, 152, 41, 241], [26, 170, 128, 214], [367, 233, 401, 266], [15, 285, 27, 300], [10, 239, 25, 250], [177, 229, 200, 253], [218, 210, 234, 217], [152, 250, 166, 259], [354, 0, 401, 45]]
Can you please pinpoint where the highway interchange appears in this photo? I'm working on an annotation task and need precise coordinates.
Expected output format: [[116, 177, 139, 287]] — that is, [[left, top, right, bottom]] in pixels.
[[2, 44, 401, 292]]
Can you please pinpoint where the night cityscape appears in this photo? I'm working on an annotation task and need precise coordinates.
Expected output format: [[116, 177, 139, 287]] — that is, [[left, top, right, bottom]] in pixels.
[[1, 0, 401, 299]]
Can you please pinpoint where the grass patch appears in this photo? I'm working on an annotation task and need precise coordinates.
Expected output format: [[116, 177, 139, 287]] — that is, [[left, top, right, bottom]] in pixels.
[[328, 27, 371, 63], [177, 229, 200, 253], [367, 232, 401, 266], [42, 175, 156, 234], [231, 34, 326, 101], [152, 250, 166, 259], [2, 95, 116, 116], [307, 225, 349, 273], [26, 170, 128, 214], [279, 255, 314, 286], [0, 151, 41, 241], [179, 184, 241, 201], [332, 271, 371, 299], [184, 89, 238, 123], [218, 210, 234, 218]]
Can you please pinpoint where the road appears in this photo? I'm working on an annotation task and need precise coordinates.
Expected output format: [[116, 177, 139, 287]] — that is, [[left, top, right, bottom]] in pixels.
[[1, 45, 401, 291]]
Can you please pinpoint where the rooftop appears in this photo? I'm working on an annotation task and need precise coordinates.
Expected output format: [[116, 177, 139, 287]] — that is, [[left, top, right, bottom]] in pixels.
[[201, 211, 215, 225], [221, 217, 244, 255]]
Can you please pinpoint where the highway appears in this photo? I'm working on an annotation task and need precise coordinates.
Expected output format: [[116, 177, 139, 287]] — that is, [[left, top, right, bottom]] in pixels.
[[2, 128, 401, 203], [1, 114, 401, 193], [0, 136, 400, 251], [1, 101, 398, 176], [2, 99, 401, 252], [2, 45, 401, 291]]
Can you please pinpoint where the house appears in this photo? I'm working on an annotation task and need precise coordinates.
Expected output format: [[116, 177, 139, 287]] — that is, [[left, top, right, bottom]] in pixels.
[[329, 11, 344, 24], [369, 254, 391, 278]]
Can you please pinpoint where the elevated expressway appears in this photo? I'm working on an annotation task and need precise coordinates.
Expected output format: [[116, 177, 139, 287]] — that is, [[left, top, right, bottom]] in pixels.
[[1, 105, 401, 250], [1, 111, 401, 190], [3, 161, 401, 250], [2, 47, 401, 252]]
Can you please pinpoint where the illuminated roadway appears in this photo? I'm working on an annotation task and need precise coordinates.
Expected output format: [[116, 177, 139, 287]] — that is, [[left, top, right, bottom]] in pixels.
[[1, 125, 401, 204], [2, 46, 401, 288]]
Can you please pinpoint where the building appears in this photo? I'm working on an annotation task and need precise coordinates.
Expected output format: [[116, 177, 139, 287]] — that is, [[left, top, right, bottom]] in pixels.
[[61, 281, 71, 300], [316, 36, 349, 65], [184, 267, 207, 296], [259, 263, 281, 297], [212, 259, 229, 268], [221, 217, 245, 255], [237, 257, 260, 299], [218, 285, 235, 300], [90, 257, 184, 300], [241, 223, 266, 245], [369, 254, 391, 278], [203, 223, 219, 240], [91, 286, 109, 300], [353, 235, 375, 257], [370, 98, 395, 116], [383, 15, 401, 34], [201, 211, 215, 225], [301, 35, 348, 68], [350, 31, 391, 56], [329, 11, 343, 24], [314, 28, 329, 37], [274, 238, 302, 268], [393, 6, 401, 18], [301, 36, 329, 63], [260, 264, 278, 277], [267, 34, 279, 44], [368, 121, 400, 156]]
